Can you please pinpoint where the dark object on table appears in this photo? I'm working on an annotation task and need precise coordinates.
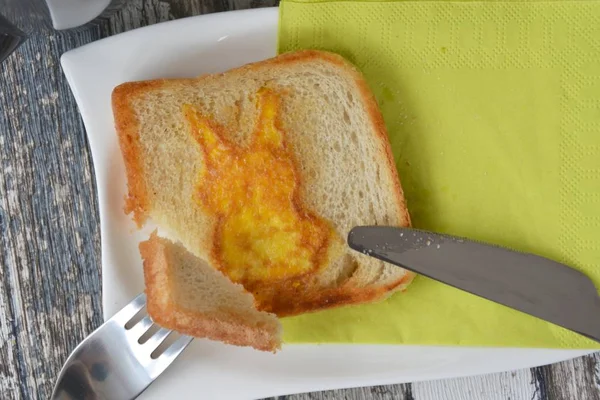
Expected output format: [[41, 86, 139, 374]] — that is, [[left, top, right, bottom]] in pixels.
[[0, 13, 26, 63]]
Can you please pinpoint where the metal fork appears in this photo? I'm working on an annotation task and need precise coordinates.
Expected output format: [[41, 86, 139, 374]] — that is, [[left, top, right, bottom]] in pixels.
[[51, 294, 193, 400]]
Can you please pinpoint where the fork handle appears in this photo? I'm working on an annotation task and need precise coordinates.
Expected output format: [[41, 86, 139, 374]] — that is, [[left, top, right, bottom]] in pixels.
[[52, 358, 104, 400], [51, 324, 151, 400]]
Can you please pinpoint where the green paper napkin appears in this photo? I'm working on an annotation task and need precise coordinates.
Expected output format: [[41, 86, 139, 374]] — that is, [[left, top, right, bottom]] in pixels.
[[279, 0, 600, 348]]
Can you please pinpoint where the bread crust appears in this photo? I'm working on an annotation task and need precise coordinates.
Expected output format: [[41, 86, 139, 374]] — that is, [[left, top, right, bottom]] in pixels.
[[113, 50, 415, 317], [141, 232, 281, 352], [256, 271, 414, 316]]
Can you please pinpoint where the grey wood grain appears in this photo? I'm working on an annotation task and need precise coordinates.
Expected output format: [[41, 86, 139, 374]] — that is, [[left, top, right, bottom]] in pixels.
[[0, 0, 598, 399], [413, 370, 536, 400]]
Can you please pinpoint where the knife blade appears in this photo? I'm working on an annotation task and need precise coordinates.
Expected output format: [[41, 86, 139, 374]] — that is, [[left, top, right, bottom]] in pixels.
[[348, 226, 600, 343]]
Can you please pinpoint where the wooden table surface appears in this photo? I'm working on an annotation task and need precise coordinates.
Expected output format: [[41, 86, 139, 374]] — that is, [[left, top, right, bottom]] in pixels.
[[0, 0, 599, 399]]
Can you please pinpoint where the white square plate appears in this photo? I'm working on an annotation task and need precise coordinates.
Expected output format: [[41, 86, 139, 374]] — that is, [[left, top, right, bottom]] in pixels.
[[61, 8, 592, 399]]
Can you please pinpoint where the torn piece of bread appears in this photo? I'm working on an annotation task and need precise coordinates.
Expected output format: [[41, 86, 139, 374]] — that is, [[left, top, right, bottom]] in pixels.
[[140, 232, 282, 352], [113, 50, 415, 317]]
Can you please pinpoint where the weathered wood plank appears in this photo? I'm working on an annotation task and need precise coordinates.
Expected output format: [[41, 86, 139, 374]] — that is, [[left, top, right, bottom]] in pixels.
[[0, 14, 104, 398], [532, 355, 600, 400], [413, 370, 535, 400], [271, 384, 415, 400], [0, 0, 599, 399]]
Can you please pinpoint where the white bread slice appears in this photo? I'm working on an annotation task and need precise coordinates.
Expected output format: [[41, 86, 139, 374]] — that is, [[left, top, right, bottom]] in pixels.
[[113, 50, 415, 317], [140, 232, 281, 352]]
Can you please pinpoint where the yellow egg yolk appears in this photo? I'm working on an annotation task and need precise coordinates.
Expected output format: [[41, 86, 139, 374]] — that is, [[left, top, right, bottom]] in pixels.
[[182, 88, 337, 287]]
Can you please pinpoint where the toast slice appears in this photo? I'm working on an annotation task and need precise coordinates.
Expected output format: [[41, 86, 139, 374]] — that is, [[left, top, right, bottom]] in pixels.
[[140, 232, 281, 352], [113, 50, 415, 317]]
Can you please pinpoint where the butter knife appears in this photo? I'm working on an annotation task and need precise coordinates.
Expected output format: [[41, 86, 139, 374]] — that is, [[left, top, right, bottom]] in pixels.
[[348, 226, 600, 343]]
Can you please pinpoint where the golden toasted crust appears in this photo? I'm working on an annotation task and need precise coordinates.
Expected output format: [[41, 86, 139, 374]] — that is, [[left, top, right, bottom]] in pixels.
[[270, 51, 411, 228], [140, 232, 281, 352], [114, 50, 414, 317], [113, 81, 154, 226], [112, 51, 410, 229], [113, 77, 202, 226], [257, 271, 414, 317]]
